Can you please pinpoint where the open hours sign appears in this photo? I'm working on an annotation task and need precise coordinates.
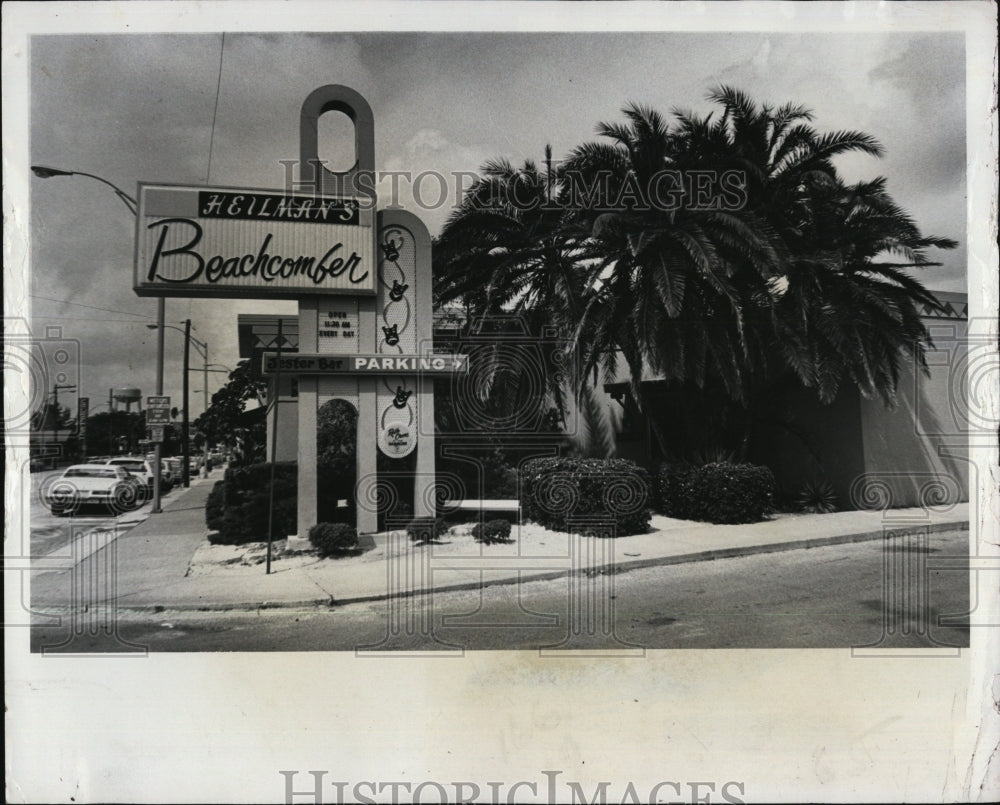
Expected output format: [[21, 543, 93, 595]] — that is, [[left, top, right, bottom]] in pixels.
[[133, 183, 377, 298]]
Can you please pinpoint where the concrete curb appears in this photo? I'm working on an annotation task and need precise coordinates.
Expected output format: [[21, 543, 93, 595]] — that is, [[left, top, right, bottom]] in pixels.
[[35, 518, 969, 614]]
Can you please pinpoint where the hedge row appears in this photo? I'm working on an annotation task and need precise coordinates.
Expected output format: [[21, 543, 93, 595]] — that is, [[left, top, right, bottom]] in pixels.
[[206, 461, 298, 545], [520, 457, 651, 536], [657, 461, 775, 524], [205, 457, 776, 546]]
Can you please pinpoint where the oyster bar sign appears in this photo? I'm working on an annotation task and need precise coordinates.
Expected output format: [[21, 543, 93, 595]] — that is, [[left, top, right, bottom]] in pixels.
[[133, 183, 376, 297]]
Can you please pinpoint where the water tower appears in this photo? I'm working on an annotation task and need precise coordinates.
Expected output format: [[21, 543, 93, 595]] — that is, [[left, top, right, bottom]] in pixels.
[[111, 387, 142, 454], [112, 387, 142, 413]]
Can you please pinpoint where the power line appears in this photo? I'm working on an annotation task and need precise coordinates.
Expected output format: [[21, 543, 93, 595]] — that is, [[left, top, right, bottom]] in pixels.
[[205, 31, 225, 183], [30, 316, 159, 323], [30, 295, 152, 319]]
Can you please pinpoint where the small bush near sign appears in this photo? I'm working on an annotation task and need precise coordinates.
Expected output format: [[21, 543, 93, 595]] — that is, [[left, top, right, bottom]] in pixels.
[[406, 516, 451, 543], [309, 522, 359, 557], [472, 519, 513, 544], [657, 461, 776, 524], [520, 457, 651, 537], [206, 461, 298, 544]]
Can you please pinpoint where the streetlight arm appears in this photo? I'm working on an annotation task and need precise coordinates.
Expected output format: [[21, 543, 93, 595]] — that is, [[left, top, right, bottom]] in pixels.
[[31, 165, 137, 213]]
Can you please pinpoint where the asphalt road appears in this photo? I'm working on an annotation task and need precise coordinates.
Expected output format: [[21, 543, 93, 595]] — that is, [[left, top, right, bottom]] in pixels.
[[29, 468, 159, 557], [31, 529, 972, 653]]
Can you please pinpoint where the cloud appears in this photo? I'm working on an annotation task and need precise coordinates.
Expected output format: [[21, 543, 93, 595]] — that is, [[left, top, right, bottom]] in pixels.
[[381, 128, 492, 235]]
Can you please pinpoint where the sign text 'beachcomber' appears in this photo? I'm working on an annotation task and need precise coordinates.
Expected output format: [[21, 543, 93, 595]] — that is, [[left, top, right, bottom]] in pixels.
[[134, 183, 376, 298]]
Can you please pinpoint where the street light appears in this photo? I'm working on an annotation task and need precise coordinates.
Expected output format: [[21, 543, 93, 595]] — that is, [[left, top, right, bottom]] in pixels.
[[32, 165, 169, 512], [147, 321, 209, 486], [31, 165, 137, 214]]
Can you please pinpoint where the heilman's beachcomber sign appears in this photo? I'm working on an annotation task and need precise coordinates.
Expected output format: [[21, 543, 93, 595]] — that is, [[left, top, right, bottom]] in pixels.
[[133, 84, 463, 541], [134, 184, 376, 297]]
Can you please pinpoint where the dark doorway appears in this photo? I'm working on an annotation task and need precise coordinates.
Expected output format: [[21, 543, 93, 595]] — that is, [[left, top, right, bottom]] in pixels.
[[316, 399, 358, 525]]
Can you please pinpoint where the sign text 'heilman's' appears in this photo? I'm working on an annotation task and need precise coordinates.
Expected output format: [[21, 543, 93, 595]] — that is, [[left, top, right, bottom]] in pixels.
[[197, 191, 359, 224]]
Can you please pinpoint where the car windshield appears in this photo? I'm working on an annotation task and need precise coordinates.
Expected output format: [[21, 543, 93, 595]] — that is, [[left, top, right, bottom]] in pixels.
[[65, 468, 118, 479]]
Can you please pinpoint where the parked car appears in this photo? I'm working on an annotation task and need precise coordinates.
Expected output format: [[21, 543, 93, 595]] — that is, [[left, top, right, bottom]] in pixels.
[[144, 453, 178, 491], [157, 459, 176, 491], [103, 456, 157, 499], [44, 464, 144, 515], [188, 455, 204, 475], [165, 457, 184, 483]]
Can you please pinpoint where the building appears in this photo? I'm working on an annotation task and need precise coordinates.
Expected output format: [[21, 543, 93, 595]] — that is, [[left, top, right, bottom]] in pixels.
[[239, 291, 969, 513], [598, 291, 970, 509]]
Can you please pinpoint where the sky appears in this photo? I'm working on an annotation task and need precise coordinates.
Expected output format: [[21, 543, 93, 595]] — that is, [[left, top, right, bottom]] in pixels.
[[20, 23, 968, 420]]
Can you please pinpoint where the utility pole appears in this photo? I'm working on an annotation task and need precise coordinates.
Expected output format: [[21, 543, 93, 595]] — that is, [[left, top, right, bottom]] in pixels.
[[152, 297, 165, 512], [202, 342, 210, 478], [182, 319, 191, 488]]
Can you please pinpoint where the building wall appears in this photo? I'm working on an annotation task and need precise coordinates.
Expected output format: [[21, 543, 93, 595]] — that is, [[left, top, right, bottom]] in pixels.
[[602, 294, 969, 511], [748, 382, 867, 509], [856, 317, 969, 509]]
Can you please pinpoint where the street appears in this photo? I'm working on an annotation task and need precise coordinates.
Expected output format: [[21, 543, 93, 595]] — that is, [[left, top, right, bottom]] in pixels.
[[29, 468, 159, 557], [30, 529, 971, 652]]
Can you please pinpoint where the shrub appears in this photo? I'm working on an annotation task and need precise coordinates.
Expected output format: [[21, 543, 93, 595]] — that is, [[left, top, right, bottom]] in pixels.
[[656, 463, 696, 520], [205, 480, 226, 532], [796, 479, 838, 514], [520, 457, 651, 536], [207, 461, 298, 545], [472, 518, 513, 544], [658, 461, 775, 524], [309, 522, 359, 557], [406, 516, 451, 543]]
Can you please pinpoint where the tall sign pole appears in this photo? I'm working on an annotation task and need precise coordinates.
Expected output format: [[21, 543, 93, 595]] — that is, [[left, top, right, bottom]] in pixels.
[[294, 85, 379, 542], [134, 85, 450, 545], [266, 319, 283, 574]]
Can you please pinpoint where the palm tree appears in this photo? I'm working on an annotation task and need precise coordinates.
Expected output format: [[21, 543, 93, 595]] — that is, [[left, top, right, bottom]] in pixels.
[[434, 147, 587, 428], [435, 147, 586, 323], [433, 90, 957, 464], [661, 87, 957, 454], [558, 102, 788, 458]]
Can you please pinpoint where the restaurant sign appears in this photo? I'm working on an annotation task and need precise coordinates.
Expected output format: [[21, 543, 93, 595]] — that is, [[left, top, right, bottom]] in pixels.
[[263, 352, 468, 376], [133, 183, 376, 298]]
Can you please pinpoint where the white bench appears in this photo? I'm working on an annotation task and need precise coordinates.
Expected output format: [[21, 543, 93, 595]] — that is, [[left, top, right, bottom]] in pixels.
[[444, 499, 521, 513]]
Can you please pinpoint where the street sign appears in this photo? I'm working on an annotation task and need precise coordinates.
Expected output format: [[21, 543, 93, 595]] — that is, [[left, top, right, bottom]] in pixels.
[[147, 395, 171, 424], [133, 183, 377, 299], [262, 352, 468, 376], [77, 398, 89, 446], [148, 425, 165, 442]]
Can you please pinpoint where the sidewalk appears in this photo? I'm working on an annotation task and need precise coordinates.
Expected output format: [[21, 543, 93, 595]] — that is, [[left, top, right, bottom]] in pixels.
[[30, 478, 970, 612]]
